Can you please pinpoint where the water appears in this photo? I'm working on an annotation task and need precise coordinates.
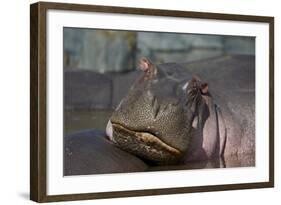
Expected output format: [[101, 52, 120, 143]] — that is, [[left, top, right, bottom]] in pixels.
[[64, 109, 113, 135], [64, 109, 255, 171]]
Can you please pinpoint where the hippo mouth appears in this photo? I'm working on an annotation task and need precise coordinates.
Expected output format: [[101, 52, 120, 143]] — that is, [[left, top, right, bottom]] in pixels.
[[110, 122, 183, 163]]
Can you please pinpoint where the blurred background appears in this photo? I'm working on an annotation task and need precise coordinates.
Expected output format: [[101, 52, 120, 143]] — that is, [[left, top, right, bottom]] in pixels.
[[64, 28, 255, 73], [64, 28, 255, 134]]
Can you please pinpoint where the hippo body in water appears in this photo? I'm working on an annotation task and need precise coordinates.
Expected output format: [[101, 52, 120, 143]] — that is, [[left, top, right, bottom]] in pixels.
[[106, 57, 255, 165], [64, 130, 148, 175], [64, 55, 255, 175]]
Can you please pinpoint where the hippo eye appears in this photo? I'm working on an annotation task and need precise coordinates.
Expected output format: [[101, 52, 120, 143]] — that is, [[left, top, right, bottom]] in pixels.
[[187, 85, 200, 96]]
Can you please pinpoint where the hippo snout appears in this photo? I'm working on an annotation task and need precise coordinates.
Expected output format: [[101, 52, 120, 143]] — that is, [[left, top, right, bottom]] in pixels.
[[106, 58, 206, 164]]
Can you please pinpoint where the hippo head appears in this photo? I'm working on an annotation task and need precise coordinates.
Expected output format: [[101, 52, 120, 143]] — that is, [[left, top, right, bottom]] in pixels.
[[106, 58, 209, 164]]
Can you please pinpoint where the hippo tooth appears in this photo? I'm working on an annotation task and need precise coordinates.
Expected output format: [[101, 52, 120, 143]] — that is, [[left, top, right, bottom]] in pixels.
[[106, 120, 115, 142]]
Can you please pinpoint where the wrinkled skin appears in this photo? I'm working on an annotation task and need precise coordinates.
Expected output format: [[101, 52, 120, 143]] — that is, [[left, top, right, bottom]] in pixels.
[[181, 55, 255, 167], [106, 58, 226, 164]]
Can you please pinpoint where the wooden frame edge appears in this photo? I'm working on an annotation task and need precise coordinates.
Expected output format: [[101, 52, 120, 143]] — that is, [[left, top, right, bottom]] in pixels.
[[40, 182, 273, 202], [30, 1, 275, 202], [30, 2, 39, 202], [269, 17, 274, 188], [37, 1, 274, 22], [30, 2, 48, 202]]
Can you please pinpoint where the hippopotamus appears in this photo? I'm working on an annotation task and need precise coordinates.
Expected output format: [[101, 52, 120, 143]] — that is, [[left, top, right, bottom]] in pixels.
[[106, 57, 255, 165], [64, 55, 255, 175]]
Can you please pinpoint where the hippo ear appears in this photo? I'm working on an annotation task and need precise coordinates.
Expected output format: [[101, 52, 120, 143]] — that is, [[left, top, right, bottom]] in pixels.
[[138, 57, 151, 72], [190, 75, 209, 95], [138, 57, 158, 78]]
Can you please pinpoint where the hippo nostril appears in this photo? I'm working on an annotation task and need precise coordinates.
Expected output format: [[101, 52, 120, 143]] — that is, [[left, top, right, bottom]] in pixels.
[[171, 99, 180, 106]]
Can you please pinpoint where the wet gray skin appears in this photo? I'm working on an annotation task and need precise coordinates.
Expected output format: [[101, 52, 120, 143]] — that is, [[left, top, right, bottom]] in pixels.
[[107, 58, 208, 164]]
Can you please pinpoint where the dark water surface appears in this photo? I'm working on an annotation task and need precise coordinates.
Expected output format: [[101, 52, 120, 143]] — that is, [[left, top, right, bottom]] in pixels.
[[65, 110, 255, 172], [65, 109, 113, 135]]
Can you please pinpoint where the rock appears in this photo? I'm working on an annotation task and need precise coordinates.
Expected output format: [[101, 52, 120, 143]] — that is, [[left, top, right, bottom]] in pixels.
[[224, 36, 255, 55], [63, 28, 254, 73], [63, 28, 84, 68], [148, 48, 223, 65], [64, 28, 137, 73], [64, 70, 112, 110], [137, 32, 224, 64], [137, 32, 223, 51]]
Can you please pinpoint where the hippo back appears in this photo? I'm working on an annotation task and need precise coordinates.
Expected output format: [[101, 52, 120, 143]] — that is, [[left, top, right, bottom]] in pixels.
[[64, 130, 148, 175]]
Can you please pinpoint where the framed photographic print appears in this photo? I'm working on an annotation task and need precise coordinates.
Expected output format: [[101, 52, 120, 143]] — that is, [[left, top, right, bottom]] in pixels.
[[30, 1, 274, 202]]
